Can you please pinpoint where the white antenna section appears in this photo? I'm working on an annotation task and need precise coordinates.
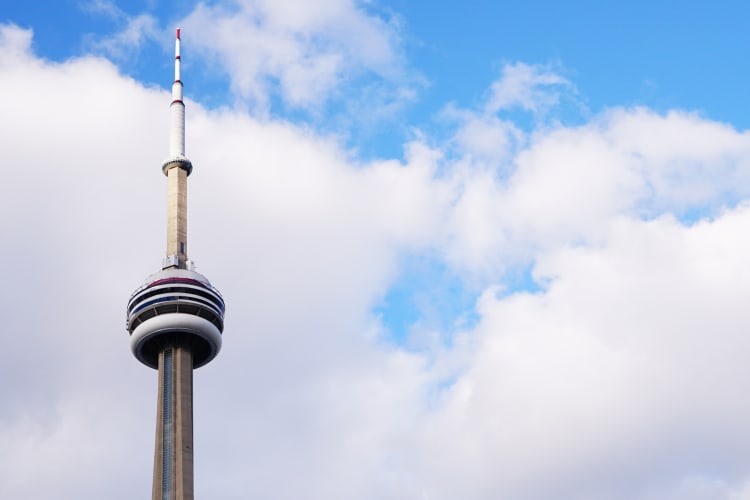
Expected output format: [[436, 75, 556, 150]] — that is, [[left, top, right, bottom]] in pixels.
[[169, 28, 186, 160], [162, 28, 192, 270]]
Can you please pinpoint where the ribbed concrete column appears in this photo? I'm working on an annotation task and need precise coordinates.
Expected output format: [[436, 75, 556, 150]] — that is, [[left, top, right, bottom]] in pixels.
[[153, 340, 194, 500], [166, 166, 188, 268]]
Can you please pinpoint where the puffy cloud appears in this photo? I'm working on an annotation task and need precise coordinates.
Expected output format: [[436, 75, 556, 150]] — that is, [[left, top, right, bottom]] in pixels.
[[410, 210, 750, 499], [0, 22, 33, 63], [437, 87, 750, 278], [178, 0, 414, 112]]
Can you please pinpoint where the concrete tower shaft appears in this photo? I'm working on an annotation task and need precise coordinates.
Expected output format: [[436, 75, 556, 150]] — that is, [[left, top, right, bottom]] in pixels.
[[152, 340, 194, 500], [166, 167, 188, 268]]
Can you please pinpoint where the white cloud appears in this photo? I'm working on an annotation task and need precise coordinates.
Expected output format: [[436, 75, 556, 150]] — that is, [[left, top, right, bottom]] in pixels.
[[410, 210, 750, 499], [436, 80, 750, 278], [3, 20, 750, 500], [80, 0, 126, 21], [604, 108, 750, 214], [178, 0, 414, 111], [486, 62, 573, 115], [0, 22, 33, 61], [81, 0, 161, 60]]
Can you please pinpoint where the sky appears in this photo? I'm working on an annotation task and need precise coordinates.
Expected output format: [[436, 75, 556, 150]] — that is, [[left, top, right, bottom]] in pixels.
[[1, 1, 750, 499]]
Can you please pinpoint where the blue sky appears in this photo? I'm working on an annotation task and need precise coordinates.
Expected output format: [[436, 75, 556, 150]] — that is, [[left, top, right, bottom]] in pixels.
[[6, 1, 749, 151], [3, 2, 750, 499]]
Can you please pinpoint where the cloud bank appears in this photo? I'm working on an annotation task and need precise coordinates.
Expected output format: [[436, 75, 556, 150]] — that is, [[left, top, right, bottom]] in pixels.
[[2, 10, 750, 500]]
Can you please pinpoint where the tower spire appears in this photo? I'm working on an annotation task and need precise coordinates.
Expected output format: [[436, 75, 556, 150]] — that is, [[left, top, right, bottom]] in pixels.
[[163, 27, 192, 270], [170, 28, 186, 160]]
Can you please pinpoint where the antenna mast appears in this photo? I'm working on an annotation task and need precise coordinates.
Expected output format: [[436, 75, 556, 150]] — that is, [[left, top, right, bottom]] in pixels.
[[163, 28, 192, 270]]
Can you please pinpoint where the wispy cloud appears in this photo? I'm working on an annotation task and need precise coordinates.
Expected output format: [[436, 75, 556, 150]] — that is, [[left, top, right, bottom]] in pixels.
[[80, 0, 160, 61], [486, 62, 573, 115], [79, 0, 124, 21], [177, 0, 420, 114]]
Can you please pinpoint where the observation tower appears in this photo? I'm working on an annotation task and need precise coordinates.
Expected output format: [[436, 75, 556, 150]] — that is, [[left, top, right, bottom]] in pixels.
[[126, 29, 225, 500]]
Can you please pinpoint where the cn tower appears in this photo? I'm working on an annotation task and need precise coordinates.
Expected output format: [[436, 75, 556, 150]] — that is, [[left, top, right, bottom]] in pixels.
[[126, 29, 225, 500]]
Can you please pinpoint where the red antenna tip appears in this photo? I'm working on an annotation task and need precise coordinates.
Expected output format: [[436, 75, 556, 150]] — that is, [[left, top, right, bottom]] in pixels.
[[176, 28, 181, 39]]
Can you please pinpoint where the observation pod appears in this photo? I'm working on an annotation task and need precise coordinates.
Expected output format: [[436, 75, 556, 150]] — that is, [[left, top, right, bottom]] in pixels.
[[127, 269, 225, 369]]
